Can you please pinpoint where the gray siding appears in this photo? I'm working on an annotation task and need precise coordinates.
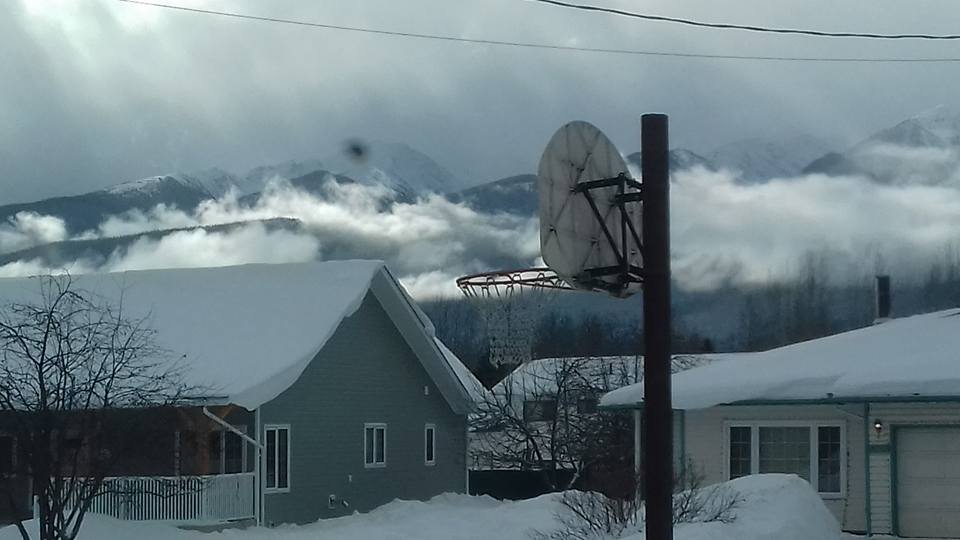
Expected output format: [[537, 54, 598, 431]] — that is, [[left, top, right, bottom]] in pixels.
[[260, 291, 467, 525], [683, 404, 867, 532]]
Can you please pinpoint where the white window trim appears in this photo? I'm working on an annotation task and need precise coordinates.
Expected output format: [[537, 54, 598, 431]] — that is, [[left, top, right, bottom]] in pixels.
[[263, 424, 291, 494], [364, 423, 387, 469], [722, 420, 846, 499], [425, 424, 436, 466]]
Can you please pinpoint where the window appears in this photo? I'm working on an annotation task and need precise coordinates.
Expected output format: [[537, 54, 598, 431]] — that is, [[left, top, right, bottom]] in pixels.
[[576, 397, 599, 415], [726, 422, 844, 496], [264, 425, 290, 492], [728, 426, 752, 479], [424, 424, 436, 465], [364, 424, 386, 467], [817, 426, 842, 494], [523, 400, 557, 423], [759, 427, 810, 481], [208, 427, 247, 474]]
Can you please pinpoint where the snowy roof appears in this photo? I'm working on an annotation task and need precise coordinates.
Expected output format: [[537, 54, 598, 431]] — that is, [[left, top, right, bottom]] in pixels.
[[601, 309, 960, 410], [498, 353, 748, 398], [0, 261, 479, 411]]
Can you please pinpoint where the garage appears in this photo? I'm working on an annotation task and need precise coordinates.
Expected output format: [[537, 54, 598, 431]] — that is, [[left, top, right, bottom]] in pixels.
[[896, 427, 960, 538]]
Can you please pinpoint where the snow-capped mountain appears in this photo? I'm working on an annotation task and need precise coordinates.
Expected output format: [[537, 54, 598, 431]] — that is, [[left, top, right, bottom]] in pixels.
[[242, 160, 326, 194], [804, 106, 960, 187], [319, 141, 466, 196], [710, 134, 832, 183], [625, 149, 715, 173], [452, 149, 715, 217], [109, 168, 243, 199]]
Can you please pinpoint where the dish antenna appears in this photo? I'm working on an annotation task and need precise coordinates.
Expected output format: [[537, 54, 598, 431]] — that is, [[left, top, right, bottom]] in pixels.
[[538, 121, 643, 297]]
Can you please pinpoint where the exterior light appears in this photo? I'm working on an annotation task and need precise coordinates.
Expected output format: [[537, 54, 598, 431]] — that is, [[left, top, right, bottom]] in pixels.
[[873, 420, 883, 434]]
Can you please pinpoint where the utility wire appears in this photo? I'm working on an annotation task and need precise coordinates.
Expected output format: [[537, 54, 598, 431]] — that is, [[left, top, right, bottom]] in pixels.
[[527, 0, 960, 40], [118, 0, 960, 63]]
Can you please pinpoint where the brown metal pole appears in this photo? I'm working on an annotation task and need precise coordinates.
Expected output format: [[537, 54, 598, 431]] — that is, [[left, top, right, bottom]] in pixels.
[[641, 113, 673, 540]]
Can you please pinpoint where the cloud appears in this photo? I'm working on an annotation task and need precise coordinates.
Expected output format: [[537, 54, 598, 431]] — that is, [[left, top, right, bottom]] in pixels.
[[0, 177, 541, 298], [7, 0, 960, 205], [671, 167, 960, 289], [0, 212, 69, 253]]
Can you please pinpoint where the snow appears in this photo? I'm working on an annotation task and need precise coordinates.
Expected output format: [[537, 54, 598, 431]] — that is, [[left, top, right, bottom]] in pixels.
[[502, 354, 751, 399], [0, 475, 841, 540], [602, 309, 960, 410], [106, 176, 172, 195], [0, 260, 384, 409], [665, 475, 840, 540]]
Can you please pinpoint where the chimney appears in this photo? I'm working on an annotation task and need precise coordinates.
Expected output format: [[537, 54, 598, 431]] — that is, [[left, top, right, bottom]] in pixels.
[[874, 275, 891, 323]]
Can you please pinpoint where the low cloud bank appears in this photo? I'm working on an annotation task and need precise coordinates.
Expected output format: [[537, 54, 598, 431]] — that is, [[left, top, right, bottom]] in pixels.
[[2, 168, 960, 296]]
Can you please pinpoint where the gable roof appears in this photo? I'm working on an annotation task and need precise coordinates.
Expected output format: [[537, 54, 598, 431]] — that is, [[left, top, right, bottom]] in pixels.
[[601, 309, 960, 410], [0, 261, 479, 413]]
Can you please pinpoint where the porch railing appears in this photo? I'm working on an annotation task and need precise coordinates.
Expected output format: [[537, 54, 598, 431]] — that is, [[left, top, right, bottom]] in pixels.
[[80, 473, 255, 522]]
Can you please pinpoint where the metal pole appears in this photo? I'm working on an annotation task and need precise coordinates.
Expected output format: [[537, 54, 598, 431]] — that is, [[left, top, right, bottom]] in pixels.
[[641, 113, 673, 540]]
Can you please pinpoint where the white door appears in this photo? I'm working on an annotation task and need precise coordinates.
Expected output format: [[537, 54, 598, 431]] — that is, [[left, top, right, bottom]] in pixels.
[[897, 427, 960, 538]]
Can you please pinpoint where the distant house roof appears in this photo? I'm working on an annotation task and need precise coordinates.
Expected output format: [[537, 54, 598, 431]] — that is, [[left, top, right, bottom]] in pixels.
[[601, 309, 960, 410], [0, 261, 480, 412], [498, 353, 749, 398]]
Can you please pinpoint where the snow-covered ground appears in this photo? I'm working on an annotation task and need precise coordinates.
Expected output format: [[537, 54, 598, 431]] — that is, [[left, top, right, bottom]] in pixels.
[[0, 475, 841, 540]]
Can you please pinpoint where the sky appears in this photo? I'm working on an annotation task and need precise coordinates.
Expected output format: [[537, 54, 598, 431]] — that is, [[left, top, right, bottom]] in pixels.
[[5, 0, 960, 203]]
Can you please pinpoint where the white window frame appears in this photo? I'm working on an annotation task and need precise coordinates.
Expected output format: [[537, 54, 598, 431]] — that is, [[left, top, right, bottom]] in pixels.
[[424, 424, 436, 466], [364, 423, 387, 468], [263, 424, 291, 494], [722, 420, 846, 499]]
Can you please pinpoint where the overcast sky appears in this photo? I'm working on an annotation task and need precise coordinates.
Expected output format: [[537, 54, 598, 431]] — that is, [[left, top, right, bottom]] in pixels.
[[4, 0, 960, 203]]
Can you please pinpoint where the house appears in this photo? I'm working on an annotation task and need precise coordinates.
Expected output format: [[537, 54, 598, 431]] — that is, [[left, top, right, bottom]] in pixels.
[[0, 260, 481, 527], [469, 354, 747, 499], [602, 308, 960, 539]]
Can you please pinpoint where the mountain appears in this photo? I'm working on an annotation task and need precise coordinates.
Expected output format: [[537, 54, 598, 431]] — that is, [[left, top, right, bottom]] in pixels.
[[803, 106, 960, 187], [447, 174, 537, 215], [319, 141, 466, 196], [625, 149, 715, 172], [0, 176, 211, 239], [709, 134, 832, 183], [450, 149, 714, 216], [242, 160, 326, 194]]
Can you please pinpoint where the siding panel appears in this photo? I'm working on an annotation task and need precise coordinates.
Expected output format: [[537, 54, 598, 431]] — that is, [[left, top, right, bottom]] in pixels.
[[260, 292, 466, 525]]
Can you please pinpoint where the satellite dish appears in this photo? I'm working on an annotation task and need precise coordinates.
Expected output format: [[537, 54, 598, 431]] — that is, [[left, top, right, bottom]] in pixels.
[[537, 121, 643, 297]]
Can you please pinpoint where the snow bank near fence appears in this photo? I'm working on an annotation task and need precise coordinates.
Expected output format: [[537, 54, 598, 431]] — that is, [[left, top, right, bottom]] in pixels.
[[0, 475, 838, 540]]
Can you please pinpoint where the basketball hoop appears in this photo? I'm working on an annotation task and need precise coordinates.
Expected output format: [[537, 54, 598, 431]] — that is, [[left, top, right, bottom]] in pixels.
[[456, 268, 571, 368]]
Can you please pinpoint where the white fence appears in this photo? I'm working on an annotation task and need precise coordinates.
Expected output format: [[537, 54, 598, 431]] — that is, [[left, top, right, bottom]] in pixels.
[[82, 473, 255, 522]]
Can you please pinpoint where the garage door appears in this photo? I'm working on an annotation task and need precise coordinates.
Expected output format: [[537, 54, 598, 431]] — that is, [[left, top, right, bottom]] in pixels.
[[897, 427, 960, 538]]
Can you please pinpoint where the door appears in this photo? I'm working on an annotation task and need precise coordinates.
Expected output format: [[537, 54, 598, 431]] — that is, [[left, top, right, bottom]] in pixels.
[[896, 427, 960, 538]]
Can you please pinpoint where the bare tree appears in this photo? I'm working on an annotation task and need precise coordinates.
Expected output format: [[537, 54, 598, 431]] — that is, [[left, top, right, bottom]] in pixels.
[[532, 459, 741, 540], [470, 356, 640, 492], [0, 275, 194, 540]]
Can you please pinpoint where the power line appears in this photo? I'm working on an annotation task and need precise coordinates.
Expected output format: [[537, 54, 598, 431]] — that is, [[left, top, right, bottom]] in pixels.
[[117, 0, 960, 63], [527, 0, 960, 40]]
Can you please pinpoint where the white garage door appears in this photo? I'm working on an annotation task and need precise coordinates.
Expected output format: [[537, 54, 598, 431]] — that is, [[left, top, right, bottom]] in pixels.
[[897, 427, 960, 538]]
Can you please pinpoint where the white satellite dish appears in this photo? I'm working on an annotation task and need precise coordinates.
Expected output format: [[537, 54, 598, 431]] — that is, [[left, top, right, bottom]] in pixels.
[[537, 121, 643, 297]]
